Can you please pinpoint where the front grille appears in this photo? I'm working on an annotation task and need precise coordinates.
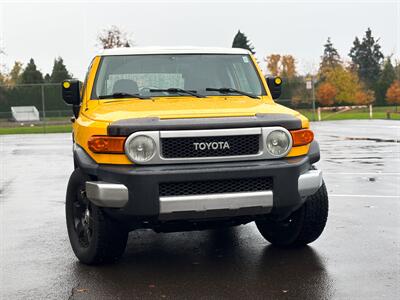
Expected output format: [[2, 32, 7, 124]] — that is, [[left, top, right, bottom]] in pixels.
[[159, 177, 273, 197], [161, 135, 260, 158]]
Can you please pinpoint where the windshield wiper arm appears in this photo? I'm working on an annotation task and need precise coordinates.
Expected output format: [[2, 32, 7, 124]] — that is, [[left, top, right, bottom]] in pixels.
[[149, 88, 205, 98], [98, 92, 151, 100], [205, 87, 259, 99]]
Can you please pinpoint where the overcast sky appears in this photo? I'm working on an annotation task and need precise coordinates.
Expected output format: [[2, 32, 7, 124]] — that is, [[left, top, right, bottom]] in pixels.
[[0, 0, 399, 79]]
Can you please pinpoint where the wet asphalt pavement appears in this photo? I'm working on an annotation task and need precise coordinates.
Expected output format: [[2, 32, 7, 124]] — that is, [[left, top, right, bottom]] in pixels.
[[1, 120, 399, 299]]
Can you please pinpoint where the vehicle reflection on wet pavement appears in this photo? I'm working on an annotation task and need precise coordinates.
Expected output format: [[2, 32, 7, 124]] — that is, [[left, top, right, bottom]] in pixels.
[[1, 120, 399, 299]]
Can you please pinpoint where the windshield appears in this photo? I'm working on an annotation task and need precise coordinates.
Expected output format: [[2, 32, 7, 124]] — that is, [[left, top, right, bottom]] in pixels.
[[92, 54, 266, 99]]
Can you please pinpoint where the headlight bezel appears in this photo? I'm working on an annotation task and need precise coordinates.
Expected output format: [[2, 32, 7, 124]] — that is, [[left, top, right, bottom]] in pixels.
[[124, 134, 157, 163], [264, 128, 292, 158]]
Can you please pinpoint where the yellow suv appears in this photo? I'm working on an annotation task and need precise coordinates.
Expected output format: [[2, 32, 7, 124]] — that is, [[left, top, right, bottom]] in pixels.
[[62, 47, 328, 264]]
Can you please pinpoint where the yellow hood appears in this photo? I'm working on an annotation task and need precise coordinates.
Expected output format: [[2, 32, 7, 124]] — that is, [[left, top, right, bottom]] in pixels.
[[84, 96, 302, 123]]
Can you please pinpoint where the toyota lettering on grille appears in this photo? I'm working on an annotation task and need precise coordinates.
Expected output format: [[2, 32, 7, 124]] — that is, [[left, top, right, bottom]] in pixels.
[[193, 141, 230, 151]]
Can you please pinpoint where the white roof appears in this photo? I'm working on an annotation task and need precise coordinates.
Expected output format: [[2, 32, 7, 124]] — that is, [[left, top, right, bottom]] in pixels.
[[99, 46, 251, 56]]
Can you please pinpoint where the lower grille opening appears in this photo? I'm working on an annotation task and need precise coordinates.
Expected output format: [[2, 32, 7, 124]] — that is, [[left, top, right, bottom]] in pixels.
[[159, 177, 273, 197]]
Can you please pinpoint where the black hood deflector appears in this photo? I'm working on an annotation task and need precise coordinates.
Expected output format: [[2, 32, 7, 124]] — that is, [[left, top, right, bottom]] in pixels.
[[107, 114, 302, 136]]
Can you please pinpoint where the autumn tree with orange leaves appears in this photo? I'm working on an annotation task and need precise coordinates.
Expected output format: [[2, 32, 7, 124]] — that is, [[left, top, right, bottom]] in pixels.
[[281, 55, 296, 79], [316, 82, 337, 106], [354, 89, 375, 105], [266, 54, 281, 76], [265, 54, 296, 78], [386, 80, 400, 110]]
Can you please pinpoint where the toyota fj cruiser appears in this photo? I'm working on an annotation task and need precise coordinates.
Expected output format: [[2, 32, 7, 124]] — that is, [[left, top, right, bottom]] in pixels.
[[62, 47, 328, 265]]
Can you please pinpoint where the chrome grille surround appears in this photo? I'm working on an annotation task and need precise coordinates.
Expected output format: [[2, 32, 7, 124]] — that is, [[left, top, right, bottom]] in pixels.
[[124, 127, 292, 165], [161, 134, 260, 158]]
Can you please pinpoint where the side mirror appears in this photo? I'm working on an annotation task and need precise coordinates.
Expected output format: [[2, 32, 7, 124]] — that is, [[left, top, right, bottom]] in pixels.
[[62, 80, 82, 105], [266, 77, 282, 99]]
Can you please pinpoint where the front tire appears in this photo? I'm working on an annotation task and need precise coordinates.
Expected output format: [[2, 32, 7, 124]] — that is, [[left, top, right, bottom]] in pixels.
[[66, 168, 128, 265], [256, 181, 328, 247]]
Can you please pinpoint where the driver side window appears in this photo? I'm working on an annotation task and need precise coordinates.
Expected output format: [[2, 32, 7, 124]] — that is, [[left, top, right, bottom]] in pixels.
[[81, 59, 94, 99]]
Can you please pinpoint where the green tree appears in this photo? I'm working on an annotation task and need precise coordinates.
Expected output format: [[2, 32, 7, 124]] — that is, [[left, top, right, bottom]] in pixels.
[[375, 57, 395, 106], [49, 57, 72, 83], [20, 58, 44, 84], [320, 65, 360, 104], [349, 28, 384, 89], [232, 30, 255, 54], [280, 76, 304, 104], [320, 38, 341, 75]]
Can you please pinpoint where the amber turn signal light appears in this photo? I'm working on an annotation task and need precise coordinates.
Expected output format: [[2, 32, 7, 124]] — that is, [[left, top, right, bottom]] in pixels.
[[88, 136, 126, 154], [290, 129, 314, 146]]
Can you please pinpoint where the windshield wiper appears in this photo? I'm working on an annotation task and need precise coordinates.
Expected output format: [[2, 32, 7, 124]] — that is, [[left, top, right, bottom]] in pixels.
[[149, 88, 205, 98], [98, 92, 151, 100], [205, 87, 259, 99]]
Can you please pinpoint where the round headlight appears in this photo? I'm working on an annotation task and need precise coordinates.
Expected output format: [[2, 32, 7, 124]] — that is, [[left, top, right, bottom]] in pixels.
[[125, 135, 156, 163], [266, 130, 291, 156]]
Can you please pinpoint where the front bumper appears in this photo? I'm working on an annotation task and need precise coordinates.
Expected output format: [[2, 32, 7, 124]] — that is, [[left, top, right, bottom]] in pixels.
[[74, 141, 321, 221], [86, 170, 321, 210]]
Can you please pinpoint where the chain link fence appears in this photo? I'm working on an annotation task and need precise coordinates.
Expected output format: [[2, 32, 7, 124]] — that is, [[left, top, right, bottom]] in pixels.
[[0, 81, 318, 133], [0, 81, 397, 134], [0, 83, 71, 133]]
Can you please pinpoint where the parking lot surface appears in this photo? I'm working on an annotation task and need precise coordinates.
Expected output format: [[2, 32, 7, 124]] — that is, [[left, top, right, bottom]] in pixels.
[[1, 120, 399, 299]]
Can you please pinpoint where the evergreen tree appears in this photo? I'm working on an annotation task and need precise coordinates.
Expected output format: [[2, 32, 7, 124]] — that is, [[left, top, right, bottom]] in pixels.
[[375, 57, 395, 106], [20, 58, 44, 84], [320, 37, 341, 72], [232, 30, 255, 54], [49, 57, 72, 83], [394, 61, 400, 80], [349, 28, 384, 89], [44, 73, 51, 83]]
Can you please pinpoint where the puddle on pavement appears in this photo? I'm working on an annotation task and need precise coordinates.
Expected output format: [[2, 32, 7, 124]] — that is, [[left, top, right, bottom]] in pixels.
[[322, 135, 398, 167], [325, 156, 384, 167], [356, 161, 384, 166], [328, 156, 383, 160], [0, 179, 14, 201], [329, 135, 399, 143]]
